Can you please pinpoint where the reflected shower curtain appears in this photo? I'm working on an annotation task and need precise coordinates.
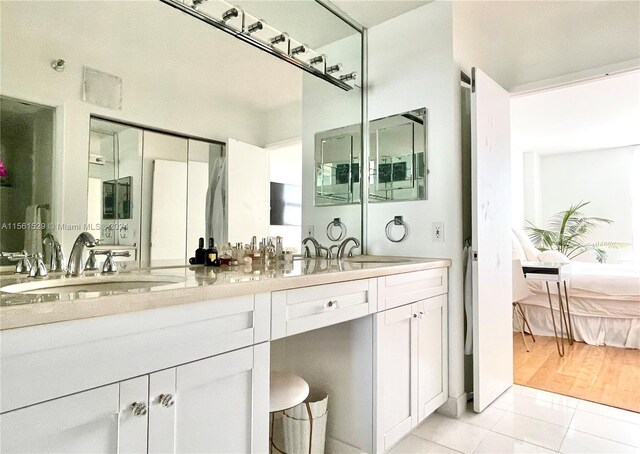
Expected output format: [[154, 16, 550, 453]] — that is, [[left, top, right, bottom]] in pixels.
[[206, 155, 227, 245]]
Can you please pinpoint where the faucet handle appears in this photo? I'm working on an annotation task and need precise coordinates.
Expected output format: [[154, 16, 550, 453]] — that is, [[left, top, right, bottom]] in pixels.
[[84, 250, 100, 271], [2, 251, 33, 274], [28, 253, 48, 278], [101, 250, 131, 274]]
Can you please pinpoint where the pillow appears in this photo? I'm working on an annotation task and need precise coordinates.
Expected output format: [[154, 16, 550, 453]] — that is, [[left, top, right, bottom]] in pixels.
[[538, 250, 570, 264], [511, 231, 526, 261], [512, 228, 541, 261]]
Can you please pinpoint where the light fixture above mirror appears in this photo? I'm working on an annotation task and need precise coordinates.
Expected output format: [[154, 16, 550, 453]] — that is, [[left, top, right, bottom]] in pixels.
[[161, 0, 357, 91]]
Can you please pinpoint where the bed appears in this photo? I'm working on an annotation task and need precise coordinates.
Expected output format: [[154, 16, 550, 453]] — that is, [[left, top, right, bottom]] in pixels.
[[512, 230, 640, 349]]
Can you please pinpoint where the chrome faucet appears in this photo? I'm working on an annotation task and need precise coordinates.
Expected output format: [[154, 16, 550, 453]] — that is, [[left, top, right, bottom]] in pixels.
[[43, 233, 66, 272], [336, 237, 361, 259], [302, 237, 332, 259], [67, 232, 96, 276]]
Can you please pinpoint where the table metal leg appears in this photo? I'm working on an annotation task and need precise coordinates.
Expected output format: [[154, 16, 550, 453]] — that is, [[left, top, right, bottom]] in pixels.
[[557, 282, 569, 345], [564, 281, 574, 344], [546, 282, 564, 356]]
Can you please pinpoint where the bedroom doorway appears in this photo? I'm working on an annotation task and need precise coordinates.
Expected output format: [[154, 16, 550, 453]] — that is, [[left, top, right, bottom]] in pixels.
[[510, 71, 640, 414]]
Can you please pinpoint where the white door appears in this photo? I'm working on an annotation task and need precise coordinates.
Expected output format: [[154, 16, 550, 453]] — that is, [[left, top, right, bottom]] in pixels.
[[148, 369, 177, 454], [227, 138, 270, 244], [173, 344, 269, 454], [374, 304, 417, 452], [471, 67, 513, 412], [150, 159, 188, 264]]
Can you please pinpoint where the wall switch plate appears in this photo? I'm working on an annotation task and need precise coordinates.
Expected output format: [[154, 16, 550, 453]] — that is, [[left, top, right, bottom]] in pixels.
[[305, 225, 314, 238], [432, 222, 444, 242]]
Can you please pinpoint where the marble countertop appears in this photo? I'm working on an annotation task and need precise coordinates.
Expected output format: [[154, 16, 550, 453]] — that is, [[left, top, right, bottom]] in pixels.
[[0, 256, 451, 330]]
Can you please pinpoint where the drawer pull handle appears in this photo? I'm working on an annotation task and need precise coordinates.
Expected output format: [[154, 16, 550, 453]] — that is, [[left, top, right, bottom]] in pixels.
[[131, 401, 148, 417], [326, 300, 339, 309], [158, 393, 175, 408]]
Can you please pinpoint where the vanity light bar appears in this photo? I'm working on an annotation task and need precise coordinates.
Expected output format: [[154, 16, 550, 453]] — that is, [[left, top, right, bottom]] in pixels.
[[159, 0, 354, 91]]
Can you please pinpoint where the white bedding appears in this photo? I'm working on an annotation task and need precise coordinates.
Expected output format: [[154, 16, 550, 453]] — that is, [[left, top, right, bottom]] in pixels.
[[526, 262, 640, 300], [518, 263, 639, 348]]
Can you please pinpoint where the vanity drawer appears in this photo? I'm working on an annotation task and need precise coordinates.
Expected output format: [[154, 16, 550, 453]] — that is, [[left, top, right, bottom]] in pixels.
[[271, 278, 377, 339], [377, 268, 447, 311]]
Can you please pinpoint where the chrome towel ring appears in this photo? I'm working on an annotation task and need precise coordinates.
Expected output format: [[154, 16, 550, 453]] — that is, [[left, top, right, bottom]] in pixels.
[[385, 216, 408, 243], [326, 217, 347, 241]]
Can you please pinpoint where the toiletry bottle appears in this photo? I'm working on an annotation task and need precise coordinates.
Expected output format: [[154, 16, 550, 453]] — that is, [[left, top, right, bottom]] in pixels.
[[205, 237, 217, 266], [213, 241, 221, 267], [195, 237, 205, 264]]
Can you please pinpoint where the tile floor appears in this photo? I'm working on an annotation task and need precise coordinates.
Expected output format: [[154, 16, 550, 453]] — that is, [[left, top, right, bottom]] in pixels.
[[389, 385, 640, 454]]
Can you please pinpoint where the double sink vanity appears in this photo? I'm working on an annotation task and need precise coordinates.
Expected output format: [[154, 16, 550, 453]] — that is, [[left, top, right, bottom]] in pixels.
[[0, 254, 450, 453]]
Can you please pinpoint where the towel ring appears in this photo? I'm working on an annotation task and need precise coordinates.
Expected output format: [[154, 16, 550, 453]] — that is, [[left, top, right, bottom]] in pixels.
[[385, 216, 409, 243], [326, 218, 347, 242]]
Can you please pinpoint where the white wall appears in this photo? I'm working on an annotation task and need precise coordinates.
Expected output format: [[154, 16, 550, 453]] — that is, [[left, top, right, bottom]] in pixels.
[[524, 146, 638, 264], [368, 2, 466, 415]]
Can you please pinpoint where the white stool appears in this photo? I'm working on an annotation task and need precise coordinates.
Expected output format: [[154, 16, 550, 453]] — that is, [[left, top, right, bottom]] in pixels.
[[270, 371, 313, 454]]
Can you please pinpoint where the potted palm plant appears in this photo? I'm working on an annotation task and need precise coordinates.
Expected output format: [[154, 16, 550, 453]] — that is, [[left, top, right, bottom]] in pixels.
[[525, 201, 629, 263]]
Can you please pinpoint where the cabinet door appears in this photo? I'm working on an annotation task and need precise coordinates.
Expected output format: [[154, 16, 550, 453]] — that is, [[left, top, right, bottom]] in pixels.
[[173, 343, 269, 454], [0, 385, 119, 454], [148, 369, 177, 454], [416, 295, 448, 422], [374, 303, 417, 452]]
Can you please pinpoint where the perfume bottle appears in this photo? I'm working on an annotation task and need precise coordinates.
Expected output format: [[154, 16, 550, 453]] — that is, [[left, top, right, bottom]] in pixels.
[[195, 237, 205, 265], [205, 238, 220, 267]]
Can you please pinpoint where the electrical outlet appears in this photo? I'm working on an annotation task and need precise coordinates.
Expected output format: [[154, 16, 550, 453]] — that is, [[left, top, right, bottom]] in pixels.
[[432, 222, 444, 242], [305, 225, 314, 238]]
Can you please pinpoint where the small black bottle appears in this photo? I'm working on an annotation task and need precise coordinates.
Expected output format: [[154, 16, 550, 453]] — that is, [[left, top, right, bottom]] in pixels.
[[195, 237, 205, 265], [205, 237, 221, 267]]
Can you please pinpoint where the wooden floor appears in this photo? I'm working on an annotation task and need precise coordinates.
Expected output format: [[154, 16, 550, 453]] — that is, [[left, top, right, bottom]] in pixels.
[[513, 333, 640, 413]]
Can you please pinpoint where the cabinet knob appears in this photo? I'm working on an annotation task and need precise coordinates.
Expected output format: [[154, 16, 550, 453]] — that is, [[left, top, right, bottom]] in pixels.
[[326, 300, 339, 309], [413, 312, 425, 320], [158, 393, 175, 408], [130, 401, 148, 417]]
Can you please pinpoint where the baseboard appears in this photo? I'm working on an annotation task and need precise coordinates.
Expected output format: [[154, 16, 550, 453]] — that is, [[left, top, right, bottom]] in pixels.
[[436, 393, 468, 418]]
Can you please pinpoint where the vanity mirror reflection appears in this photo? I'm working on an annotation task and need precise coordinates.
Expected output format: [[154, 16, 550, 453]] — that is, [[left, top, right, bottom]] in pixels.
[[0, 0, 363, 269], [314, 108, 428, 206]]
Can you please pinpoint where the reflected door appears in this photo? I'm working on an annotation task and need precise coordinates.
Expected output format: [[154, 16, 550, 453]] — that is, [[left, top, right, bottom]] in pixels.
[[471, 67, 513, 412], [142, 131, 188, 266]]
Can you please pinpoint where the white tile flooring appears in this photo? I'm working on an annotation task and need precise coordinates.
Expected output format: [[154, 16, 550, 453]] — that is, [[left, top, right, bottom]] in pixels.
[[389, 385, 640, 454]]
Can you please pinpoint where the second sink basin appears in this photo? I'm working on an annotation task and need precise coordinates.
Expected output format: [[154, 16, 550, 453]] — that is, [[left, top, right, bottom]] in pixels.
[[0, 274, 186, 295]]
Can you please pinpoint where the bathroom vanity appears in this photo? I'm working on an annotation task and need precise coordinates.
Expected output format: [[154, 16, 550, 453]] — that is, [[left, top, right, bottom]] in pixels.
[[0, 257, 449, 453]]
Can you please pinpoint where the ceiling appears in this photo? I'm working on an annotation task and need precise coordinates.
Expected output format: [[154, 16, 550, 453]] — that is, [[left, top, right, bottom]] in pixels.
[[454, 1, 640, 91], [511, 70, 640, 155], [330, 0, 429, 29]]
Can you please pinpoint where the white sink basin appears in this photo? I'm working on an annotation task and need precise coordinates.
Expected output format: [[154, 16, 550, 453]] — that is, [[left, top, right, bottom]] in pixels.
[[0, 274, 186, 295], [344, 256, 411, 264]]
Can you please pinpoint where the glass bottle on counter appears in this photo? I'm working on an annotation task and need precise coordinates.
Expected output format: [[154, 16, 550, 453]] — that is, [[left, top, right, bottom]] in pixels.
[[205, 237, 221, 267]]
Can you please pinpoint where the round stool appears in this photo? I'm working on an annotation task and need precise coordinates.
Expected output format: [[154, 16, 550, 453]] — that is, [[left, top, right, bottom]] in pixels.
[[269, 371, 313, 454]]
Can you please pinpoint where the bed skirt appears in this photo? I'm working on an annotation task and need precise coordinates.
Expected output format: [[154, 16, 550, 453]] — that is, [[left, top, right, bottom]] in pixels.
[[515, 303, 640, 349]]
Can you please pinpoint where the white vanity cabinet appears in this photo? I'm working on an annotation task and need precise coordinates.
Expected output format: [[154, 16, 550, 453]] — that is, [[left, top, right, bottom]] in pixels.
[[374, 293, 448, 452], [0, 293, 271, 454], [0, 345, 269, 454]]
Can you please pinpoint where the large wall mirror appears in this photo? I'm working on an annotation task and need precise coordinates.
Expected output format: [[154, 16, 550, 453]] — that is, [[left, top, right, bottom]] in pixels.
[[0, 0, 363, 268]]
